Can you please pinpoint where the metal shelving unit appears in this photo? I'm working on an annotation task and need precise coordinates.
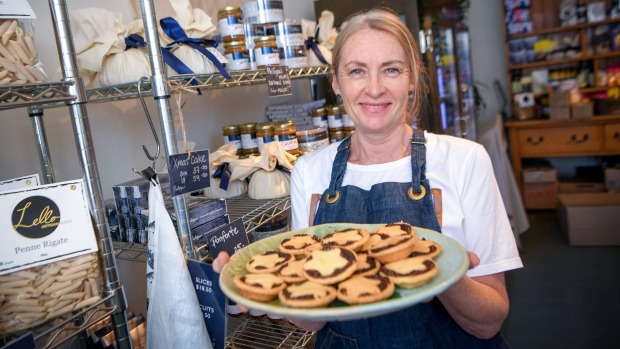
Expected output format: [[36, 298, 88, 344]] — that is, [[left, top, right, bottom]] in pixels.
[[226, 315, 314, 348], [0, 1, 131, 348]]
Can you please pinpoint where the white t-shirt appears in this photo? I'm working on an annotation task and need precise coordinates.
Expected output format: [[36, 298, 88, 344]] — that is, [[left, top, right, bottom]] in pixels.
[[290, 132, 523, 277]]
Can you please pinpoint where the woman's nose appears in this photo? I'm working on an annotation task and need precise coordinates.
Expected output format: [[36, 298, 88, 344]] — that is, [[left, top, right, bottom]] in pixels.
[[364, 72, 385, 96]]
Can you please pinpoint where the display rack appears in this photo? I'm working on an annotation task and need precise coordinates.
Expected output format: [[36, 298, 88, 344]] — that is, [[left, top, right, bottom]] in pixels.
[[0, 1, 131, 348], [226, 315, 314, 348]]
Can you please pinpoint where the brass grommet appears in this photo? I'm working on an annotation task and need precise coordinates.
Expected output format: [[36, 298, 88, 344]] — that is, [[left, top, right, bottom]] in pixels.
[[408, 185, 426, 200], [325, 190, 340, 203]]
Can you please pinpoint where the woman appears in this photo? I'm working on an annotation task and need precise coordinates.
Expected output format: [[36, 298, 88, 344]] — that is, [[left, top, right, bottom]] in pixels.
[[214, 8, 522, 348], [288, 8, 522, 348]]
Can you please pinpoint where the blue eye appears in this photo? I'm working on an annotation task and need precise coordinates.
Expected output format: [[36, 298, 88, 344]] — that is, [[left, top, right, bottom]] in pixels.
[[385, 67, 400, 74], [351, 68, 363, 75]]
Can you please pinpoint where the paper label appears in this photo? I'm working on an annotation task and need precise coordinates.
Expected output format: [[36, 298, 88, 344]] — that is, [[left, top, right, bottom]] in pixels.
[[0, 0, 36, 19], [0, 180, 98, 275], [0, 174, 39, 193]]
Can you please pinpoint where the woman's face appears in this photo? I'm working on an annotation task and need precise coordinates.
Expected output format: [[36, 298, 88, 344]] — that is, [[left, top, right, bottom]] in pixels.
[[333, 28, 413, 135]]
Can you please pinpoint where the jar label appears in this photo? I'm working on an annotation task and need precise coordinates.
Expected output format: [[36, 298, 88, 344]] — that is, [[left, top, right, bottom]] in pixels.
[[278, 134, 298, 151], [342, 113, 355, 127], [225, 52, 250, 71], [243, 1, 284, 24], [219, 18, 244, 37], [312, 116, 328, 128], [241, 133, 258, 150], [255, 47, 280, 66], [278, 33, 305, 47], [328, 114, 344, 128], [223, 136, 242, 149], [256, 135, 275, 149], [299, 138, 330, 152]]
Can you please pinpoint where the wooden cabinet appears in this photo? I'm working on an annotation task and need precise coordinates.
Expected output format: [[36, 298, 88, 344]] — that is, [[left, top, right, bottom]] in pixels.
[[506, 115, 620, 208]]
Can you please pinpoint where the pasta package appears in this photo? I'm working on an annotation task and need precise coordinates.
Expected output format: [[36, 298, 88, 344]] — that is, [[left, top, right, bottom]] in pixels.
[[0, 18, 48, 86], [0, 252, 102, 336]]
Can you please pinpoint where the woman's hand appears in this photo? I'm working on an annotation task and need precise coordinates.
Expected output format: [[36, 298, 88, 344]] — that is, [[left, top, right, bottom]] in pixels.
[[212, 251, 250, 313]]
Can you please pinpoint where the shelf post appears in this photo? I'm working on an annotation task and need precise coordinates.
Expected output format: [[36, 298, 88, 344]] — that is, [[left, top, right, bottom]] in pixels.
[[47, 1, 131, 348], [27, 105, 55, 184], [140, 0, 195, 258]]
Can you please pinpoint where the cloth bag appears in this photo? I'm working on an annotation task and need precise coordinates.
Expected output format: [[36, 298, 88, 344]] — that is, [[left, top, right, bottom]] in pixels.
[[203, 144, 248, 199], [146, 180, 212, 349], [159, 0, 224, 76], [229, 142, 296, 200], [73, 8, 150, 88], [302, 10, 338, 66]]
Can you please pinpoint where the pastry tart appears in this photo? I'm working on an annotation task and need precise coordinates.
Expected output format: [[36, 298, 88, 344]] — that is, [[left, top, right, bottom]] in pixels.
[[278, 258, 307, 283], [246, 250, 292, 274], [233, 273, 286, 302], [278, 281, 337, 308], [380, 256, 438, 289], [353, 252, 381, 277], [303, 247, 357, 285], [279, 234, 322, 258], [369, 234, 418, 264], [321, 228, 370, 252], [337, 273, 395, 305], [409, 238, 442, 259]]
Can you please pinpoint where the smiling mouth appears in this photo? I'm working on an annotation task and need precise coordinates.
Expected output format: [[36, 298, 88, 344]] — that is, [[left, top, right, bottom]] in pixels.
[[360, 103, 390, 111]]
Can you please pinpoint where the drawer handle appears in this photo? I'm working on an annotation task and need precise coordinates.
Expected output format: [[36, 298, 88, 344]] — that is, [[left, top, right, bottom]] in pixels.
[[526, 136, 544, 145], [614, 132, 619, 140], [570, 134, 589, 143]]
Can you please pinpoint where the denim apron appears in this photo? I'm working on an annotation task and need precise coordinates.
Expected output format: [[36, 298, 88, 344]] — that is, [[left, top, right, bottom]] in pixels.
[[312, 130, 508, 349]]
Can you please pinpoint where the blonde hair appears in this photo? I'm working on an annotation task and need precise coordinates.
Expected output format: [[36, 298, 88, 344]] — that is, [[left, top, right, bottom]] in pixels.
[[332, 8, 427, 123]]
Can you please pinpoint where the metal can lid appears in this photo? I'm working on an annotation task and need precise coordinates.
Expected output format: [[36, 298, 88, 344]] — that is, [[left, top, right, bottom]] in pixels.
[[224, 40, 247, 48], [239, 122, 257, 131], [222, 124, 239, 132], [327, 105, 342, 114], [311, 107, 327, 116], [218, 6, 241, 13], [254, 35, 277, 43]]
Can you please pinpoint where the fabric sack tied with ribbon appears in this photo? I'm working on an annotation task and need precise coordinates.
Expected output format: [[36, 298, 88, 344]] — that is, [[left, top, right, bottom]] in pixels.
[[229, 142, 296, 200], [158, 0, 231, 79], [203, 144, 248, 199], [302, 10, 338, 66], [73, 8, 150, 88]]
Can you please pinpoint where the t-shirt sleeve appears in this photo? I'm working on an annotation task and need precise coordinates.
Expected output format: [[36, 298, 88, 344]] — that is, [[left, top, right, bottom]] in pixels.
[[458, 144, 523, 277], [291, 156, 310, 230]]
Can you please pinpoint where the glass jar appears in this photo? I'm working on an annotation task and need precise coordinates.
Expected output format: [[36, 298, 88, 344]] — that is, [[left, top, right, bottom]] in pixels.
[[311, 107, 328, 128], [341, 105, 355, 129], [238, 123, 259, 155], [274, 120, 299, 156], [249, 212, 289, 242], [222, 125, 242, 155], [256, 122, 276, 150], [329, 129, 345, 144], [297, 126, 329, 154], [253, 35, 280, 69], [241, 0, 284, 24], [224, 41, 250, 71], [218, 6, 245, 40], [326, 105, 344, 132]]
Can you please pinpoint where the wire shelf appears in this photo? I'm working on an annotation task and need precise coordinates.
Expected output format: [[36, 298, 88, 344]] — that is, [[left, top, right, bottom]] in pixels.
[[0, 81, 76, 110], [85, 66, 330, 103], [113, 242, 149, 262], [226, 314, 315, 349]]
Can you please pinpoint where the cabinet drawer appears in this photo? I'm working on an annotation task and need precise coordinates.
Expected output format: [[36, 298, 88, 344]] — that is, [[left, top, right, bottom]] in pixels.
[[517, 126, 602, 156], [604, 123, 620, 152]]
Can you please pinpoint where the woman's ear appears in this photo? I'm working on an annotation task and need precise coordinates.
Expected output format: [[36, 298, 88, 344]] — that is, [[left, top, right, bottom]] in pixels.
[[332, 72, 340, 95]]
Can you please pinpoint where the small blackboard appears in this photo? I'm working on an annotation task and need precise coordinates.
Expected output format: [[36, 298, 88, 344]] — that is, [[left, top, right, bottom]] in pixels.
[[0, 332, 36, 349], [266, 66, 292, 97], [187, 260, 227, 349], [168, 149, 210, 197], [205, 218, 249, 258]]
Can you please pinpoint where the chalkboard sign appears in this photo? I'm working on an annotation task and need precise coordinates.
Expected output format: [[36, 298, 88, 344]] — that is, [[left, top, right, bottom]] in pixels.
[[168, 149, 210, 197], [0, 332, 35, 349], [266, 66, 292, 97], [205, 218, 249, 258], [187, 260, 227, 349]]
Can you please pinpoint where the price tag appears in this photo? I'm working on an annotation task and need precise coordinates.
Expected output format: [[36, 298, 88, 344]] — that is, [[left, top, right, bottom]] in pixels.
[[205, 218, 249, 258], [187, 260, 227, 349], [168, 149, 210, 197], [0, 174, 39, 193], [266, 65, 292, 97]]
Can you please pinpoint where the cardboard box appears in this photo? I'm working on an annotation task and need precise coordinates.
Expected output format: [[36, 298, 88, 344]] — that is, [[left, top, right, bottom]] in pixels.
[[558, 180, 605, 194], [605, 168, 620, 192], [558, 193, 620, 246], [549, 91, 571, 106], [523, 167, 557, 183], [571, 102, 593, 119], [549, 105, 571, 120], [524, 181, 558, 209]]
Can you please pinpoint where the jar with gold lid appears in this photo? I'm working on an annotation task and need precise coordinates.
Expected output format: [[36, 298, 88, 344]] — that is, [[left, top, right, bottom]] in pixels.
[[311, 107, 328, 128], [329, 129, 345, 144], [218, 6, 245, 41], [222, 124, 242, 155], [256, 122, 276, 150], [326, 105, 344, 132], [239, 123, 259, 155], [341, 105, 355, 130], [253, 35, 280, 69], [224, 41, 250, 71], [274, 120, 299, 156]]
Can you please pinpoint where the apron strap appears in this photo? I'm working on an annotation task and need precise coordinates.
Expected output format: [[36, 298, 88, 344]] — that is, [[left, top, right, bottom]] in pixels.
[[410, 129, 427, 194], [325, 137, 352, 197]]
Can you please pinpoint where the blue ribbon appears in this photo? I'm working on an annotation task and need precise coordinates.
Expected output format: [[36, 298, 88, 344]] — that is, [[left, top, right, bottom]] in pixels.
[[213, 163, 232, 190], [305, 36, 329, 65], [275, 163, 291, 174], [125, 34, 146, 50], [159, 17, 232, 80]]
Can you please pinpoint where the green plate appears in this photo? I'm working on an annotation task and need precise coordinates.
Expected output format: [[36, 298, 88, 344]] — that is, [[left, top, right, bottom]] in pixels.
[[219, 223, 468, 322]]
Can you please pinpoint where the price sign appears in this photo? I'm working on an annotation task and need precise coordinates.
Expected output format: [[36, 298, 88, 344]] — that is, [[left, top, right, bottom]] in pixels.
[[187, 260, 227, 349], [266, 65, 292, 97], [168, 149, 210, 197], [205, 218, 249, 258]]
